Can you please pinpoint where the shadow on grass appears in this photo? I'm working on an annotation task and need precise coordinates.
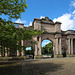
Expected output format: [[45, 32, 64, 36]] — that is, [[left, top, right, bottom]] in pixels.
[[24, 62, 64, 75]]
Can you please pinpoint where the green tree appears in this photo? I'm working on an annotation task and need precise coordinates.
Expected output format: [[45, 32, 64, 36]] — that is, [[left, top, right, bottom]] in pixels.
[[0, 0, 28, 19], [0, 0, 43, 56], [42, 42, 53, 54]]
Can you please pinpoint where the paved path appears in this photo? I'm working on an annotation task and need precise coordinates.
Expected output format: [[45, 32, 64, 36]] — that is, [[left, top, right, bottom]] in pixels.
[[0, 57, 75, 75], [22, 57, 75, 75]]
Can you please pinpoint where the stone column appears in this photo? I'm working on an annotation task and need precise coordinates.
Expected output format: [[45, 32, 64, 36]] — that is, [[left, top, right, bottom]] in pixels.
[[53, 44, 55, 55], [68, 38, 71, 54], [7, 48, 10, 56], [0, 52, 1, 57], [56, 38, 58, 54], [0, 45, 1, 56], [34, 37, 38, 56], [71, 38, 73, 54], [17, 41, 19, 56], [52, 42, 55, 58], [17, 50, 19, 56], [59, 38, 61, 54], [5, 47, 7, 57], [38, 37, 41, 55], [21, 40, 24, 56]]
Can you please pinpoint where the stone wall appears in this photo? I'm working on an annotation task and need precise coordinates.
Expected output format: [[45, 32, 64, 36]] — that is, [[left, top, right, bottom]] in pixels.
[[41, 24, 55, 32]]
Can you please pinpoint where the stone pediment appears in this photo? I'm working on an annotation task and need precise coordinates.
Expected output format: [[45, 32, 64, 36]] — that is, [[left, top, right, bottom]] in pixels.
[[41, 17, 55, 25], [34, 17, 55, 25]]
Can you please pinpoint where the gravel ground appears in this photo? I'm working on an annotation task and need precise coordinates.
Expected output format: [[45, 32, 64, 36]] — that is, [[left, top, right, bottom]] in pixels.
[[23, 57, 75, 75], [0, 61, 22, 75], [0, 57, 75, 75]]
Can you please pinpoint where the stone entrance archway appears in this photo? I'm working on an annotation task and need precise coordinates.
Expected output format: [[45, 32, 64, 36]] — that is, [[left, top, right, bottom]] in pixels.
[[21, 17, 75, 58], [1, 17, 75, 58], [32, 17, 75, 58], [32, 17, 62, 58]]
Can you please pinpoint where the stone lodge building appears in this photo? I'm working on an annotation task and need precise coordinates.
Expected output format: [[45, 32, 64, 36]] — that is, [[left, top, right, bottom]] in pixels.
[[1, 17, 75, 58]]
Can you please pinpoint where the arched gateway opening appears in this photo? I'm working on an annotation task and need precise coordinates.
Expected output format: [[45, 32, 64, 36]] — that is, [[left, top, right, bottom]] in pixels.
[[25, 47, 33, 59], [41, 39, 54, 58]]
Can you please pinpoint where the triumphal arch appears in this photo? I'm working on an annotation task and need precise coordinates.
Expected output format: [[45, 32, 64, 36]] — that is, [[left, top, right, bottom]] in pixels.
[[19, 16, 75, 58], [1, 17, 75, 58]]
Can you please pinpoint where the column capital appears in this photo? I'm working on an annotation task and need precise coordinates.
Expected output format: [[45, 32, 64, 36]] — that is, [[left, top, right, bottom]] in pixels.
[[55, 34, 61, 38], [55, 37, 59, 39], [67, 36, 71, 39], [71, 38, 73, 40], [67, 38, 71, 40]]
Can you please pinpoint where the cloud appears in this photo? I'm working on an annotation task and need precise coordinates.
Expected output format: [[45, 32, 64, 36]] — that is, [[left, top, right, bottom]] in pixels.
[[15, 19, 32, 27], [29, 21, 32, 26], [40, 16, 45, 19], [15, 19, 27, 23], [43, 41, 50, 45], [72, 10, 75, 14], [53, 12, 75, 31], [24, 21, 32, 27], [70, 0, 75, 7], [26, 47, 31, 50]]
